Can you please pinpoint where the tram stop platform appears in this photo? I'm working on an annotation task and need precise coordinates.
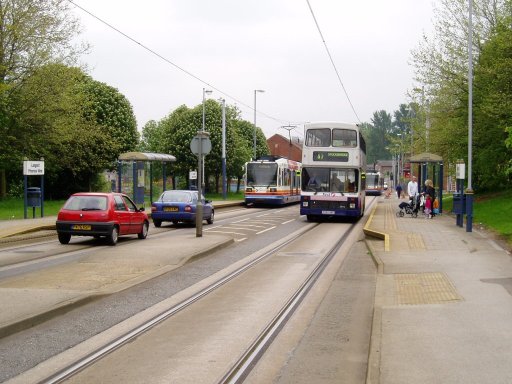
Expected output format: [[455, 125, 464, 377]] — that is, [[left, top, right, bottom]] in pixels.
[[364, 196, 512, 384]]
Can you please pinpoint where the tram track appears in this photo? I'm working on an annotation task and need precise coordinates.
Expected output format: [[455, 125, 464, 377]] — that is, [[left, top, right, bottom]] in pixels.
[[5, 199, 377, 383], [25, 222, 320, 384], [218, 213, 365, 384]]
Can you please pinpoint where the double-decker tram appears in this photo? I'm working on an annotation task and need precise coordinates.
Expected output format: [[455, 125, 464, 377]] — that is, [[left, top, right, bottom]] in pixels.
[[365, 170, 383, 196], [244, 156, 302, 206], [300, 122, 366, 220]]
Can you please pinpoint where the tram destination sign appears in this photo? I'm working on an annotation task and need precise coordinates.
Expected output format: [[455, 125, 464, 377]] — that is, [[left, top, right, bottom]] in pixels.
[[313, 151, 349, 162]]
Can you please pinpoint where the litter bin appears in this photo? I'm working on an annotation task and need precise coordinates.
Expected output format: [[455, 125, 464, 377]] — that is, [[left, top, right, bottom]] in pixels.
[[453, 192, 466, 227], [27, 187, 41, 207], [452, 192, 465, 214]]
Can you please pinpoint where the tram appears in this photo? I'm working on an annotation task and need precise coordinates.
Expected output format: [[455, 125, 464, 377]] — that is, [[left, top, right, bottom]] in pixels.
[[365, 170, 383, 196], [244, 156, 302, 206], [300, 122, 366, 220]]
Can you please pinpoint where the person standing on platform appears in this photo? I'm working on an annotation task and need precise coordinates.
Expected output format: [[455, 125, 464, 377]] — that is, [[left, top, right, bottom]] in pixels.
[[407, 175, 418, 198], [396, 183, 403, 199], [424, 179, 436, 218]]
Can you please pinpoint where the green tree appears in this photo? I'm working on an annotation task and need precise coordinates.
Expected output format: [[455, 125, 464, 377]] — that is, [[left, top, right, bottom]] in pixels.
[[410, 0, 512, 189], [5, 63, 139, 197], [8, 64, 121, 197], [472, 21, 512, 189], [139, 120, 166, 153], [142, 101, 261, 193], [362, 111, 393, 166], [81, 80, 139, 155], [234, 119, 269, 160], [0, 0, 86, 197]]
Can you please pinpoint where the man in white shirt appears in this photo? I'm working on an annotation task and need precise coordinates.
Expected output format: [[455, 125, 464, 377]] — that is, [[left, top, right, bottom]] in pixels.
[[407, 175, 418, 197]]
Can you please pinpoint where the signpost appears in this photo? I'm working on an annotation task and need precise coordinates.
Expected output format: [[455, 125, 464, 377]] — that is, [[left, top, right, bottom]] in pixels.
[[190, 132, 211, 237], [23, 159, 45, 219]]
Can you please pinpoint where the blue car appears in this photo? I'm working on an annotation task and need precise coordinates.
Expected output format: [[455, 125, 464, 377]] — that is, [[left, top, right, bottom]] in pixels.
[[151, 190, 214, 227]]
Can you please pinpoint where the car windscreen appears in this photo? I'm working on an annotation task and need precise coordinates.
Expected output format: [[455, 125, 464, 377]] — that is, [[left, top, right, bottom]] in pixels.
[[63, 196, 108, 211], [160, 191, 193, 203]]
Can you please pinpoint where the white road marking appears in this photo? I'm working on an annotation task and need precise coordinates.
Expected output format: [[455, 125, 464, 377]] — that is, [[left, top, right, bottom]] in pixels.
[[256, 226, 276, 235]]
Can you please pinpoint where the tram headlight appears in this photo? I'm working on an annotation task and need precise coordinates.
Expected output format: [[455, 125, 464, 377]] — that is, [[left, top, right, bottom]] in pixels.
[[269, 187, 277, 192], [245, 187, 253, 192]]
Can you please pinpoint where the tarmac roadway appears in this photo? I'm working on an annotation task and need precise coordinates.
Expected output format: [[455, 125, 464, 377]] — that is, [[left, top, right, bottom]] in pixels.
[[1, 197, 512, 383]]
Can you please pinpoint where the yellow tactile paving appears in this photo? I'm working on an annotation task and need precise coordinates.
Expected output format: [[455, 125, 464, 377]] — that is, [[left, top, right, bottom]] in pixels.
[[385, 203, 398, 231], [394, 272, 463, 305], [407, 233, 426, 250]]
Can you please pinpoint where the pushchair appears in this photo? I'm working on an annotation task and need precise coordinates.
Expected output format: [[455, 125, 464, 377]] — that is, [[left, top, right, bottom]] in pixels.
[[396, 194, 421, 218]]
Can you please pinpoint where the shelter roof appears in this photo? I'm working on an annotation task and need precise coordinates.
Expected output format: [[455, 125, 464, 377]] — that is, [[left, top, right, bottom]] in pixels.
[[409, 152, 443, 163], [118, 152, 176, 162]]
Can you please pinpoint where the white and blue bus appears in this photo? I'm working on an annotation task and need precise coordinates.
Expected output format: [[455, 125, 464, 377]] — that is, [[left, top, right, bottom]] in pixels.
[[244, 156, 302, 206], [300, 122, 366, 220]]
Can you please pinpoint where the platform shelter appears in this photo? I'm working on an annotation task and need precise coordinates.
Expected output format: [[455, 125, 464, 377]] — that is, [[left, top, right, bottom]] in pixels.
[[409, 152, 444, 213], [117, 152, 176, 205]]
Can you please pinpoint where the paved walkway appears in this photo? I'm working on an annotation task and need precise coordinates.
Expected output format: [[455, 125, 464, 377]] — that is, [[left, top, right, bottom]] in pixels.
[[365, 196, 512, 384]]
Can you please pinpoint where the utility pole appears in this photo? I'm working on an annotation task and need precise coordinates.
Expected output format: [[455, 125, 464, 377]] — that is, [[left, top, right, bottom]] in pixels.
[[280, 124, 297, 160]]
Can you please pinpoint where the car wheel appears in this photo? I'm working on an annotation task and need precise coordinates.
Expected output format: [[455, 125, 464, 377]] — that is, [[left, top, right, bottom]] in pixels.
[[207, 210, 214, 224], [153, 219, 162, 228], [58, 233, 71, 244], [138, 221, 149, 239], [107, 226, 119, 245]]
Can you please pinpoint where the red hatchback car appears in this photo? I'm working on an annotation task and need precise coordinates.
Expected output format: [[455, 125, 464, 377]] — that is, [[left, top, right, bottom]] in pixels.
[[56, 192, 149, 245]]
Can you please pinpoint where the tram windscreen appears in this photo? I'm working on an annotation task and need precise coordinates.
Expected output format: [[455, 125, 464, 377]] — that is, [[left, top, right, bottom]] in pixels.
[[247, 163, 278, 186]]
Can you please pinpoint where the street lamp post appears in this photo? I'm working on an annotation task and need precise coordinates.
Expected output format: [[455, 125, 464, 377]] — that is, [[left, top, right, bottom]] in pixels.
[[201, 88, 212, 186], [253, 89, 265, 159], [466, 0, 474, 232], [219, 98, 227, 200]]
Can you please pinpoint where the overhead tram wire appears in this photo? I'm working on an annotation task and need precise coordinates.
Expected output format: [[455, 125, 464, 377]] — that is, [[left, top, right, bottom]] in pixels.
[[68, 0, 295, 128], [306, 0, 362, 124]]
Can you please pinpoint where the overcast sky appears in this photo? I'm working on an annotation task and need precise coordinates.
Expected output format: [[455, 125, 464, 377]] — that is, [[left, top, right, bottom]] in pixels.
[[71, 0, 435, 139]]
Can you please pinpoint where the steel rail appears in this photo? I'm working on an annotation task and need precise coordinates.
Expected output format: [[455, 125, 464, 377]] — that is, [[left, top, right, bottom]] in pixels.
[[37, 222, 319, 384], [218, 197, 378, 384]]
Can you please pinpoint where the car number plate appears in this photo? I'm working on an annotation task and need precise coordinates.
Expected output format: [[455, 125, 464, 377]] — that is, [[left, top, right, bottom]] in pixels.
[[72, 224, 91, 230], [164, 207, 178, 212], [322, 210, 335, 215]]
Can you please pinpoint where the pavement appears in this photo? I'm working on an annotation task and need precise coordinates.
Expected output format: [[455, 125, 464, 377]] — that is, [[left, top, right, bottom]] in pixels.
[[364, 196, 512, 384], [1, 197, 512, 383]]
